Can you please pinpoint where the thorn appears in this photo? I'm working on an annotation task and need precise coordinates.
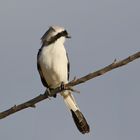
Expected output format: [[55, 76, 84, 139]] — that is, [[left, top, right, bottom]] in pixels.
[[71, 76, 77, 82], [12, 105, 17, 110], [113, 59, 117, 63], [68, 87, 80, 94], [74, 76, 76, 80], [73, 76, 77, 81]]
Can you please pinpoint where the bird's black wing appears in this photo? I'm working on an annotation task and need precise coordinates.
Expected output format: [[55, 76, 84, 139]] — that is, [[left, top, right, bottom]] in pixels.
[[37, 48, 49, 88], [66, 53, 70, 80]]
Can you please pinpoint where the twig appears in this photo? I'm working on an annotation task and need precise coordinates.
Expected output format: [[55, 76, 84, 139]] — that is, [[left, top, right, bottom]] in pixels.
[[0, 51, 140, 119]]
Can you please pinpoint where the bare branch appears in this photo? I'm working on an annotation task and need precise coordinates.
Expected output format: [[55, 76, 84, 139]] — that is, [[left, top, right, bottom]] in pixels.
[[66, 51, 140, 87], [0, 51, 140, 119]]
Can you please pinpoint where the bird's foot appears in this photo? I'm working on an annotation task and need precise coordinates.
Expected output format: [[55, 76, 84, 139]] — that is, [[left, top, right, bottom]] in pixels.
[[60, 82, 65, 90], [45, 88, 57, 98], [50, 87, 57, 98]]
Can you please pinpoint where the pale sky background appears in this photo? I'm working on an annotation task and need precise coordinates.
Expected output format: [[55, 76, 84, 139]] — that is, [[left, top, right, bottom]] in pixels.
[[0, 0, 140, 140]]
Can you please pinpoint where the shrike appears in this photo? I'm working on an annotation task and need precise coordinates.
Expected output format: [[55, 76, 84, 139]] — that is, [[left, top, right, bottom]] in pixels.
[[37, 26, 90, 134]]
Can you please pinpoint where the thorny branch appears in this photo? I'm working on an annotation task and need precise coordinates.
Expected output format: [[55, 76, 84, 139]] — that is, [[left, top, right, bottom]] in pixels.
[[0, 51, 140, 119]]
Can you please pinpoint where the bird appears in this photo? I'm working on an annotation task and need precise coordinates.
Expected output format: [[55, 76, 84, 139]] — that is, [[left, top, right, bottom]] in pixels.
[[37, 26, 90, 134]]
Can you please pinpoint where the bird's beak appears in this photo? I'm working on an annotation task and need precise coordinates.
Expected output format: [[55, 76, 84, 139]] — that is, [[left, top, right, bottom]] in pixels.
[[66, 35, 71, 38]]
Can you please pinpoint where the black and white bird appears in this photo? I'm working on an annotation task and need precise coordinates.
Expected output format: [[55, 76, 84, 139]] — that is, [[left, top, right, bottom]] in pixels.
[[37, 26, 90, 134]]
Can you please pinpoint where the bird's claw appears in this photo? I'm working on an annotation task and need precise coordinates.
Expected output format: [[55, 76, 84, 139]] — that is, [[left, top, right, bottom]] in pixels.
[[60, 82, 65, 90]]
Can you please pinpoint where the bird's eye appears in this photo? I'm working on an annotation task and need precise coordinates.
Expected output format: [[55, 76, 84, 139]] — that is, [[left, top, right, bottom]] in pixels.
[[61, 30, 67, 36]]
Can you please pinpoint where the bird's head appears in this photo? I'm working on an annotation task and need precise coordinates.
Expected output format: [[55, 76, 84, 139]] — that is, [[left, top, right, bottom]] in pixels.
[[41, 26, 71, 46]]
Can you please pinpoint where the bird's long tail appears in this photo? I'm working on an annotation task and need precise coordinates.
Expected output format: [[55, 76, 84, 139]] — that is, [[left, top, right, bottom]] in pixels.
[[61, 91, 90, 134]]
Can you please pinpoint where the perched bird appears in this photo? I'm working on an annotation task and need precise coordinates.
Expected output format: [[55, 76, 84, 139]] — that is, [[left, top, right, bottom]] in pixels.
[[37, 26, 90, 134]]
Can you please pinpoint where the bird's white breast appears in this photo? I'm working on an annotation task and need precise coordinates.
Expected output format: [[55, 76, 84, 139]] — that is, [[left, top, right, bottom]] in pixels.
[[39, 40, 68, 88]]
